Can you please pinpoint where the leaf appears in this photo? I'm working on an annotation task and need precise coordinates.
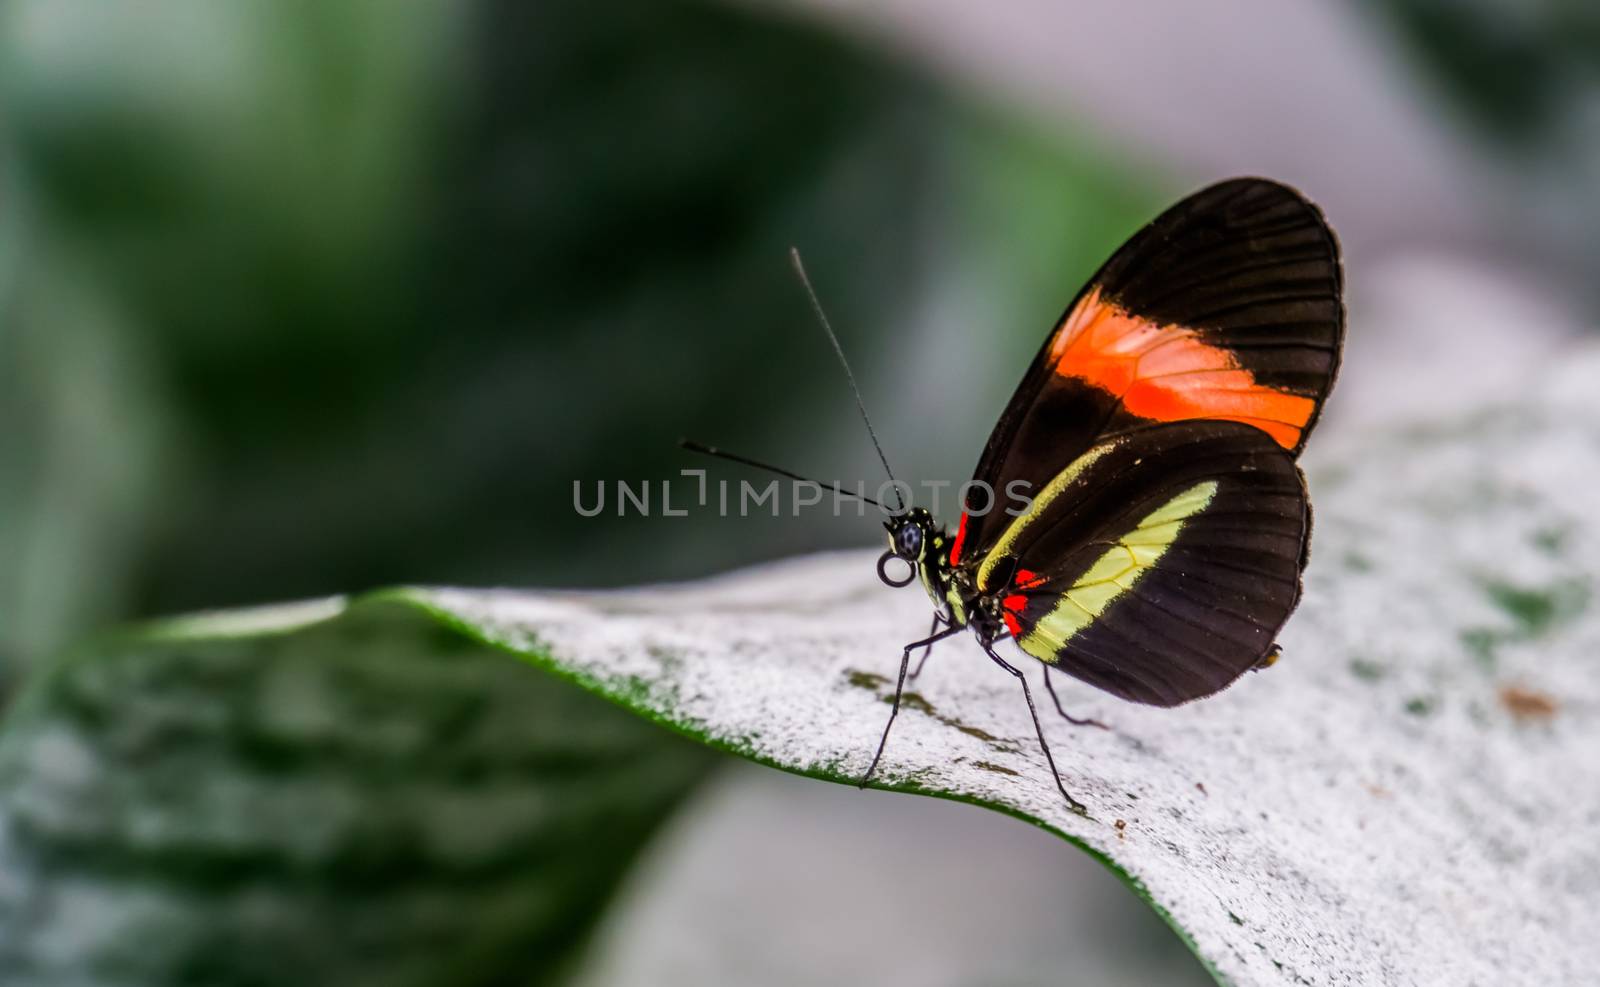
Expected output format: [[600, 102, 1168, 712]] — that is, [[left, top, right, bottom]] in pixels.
[[410, 353, 1600, 986], [9, 352, 1600, 986], [0, 601, 714, 986]]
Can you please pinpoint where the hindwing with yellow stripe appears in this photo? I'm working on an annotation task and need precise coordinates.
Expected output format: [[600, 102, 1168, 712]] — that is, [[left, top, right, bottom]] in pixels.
[[974, 421, 1310, 707]]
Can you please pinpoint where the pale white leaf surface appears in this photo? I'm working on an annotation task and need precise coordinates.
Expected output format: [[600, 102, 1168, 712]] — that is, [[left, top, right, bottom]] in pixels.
[[174, 349, 1600, 985]]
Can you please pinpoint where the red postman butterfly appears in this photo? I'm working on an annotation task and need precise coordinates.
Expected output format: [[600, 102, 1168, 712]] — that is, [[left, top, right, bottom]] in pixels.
[[691, 178, 1343, 812]]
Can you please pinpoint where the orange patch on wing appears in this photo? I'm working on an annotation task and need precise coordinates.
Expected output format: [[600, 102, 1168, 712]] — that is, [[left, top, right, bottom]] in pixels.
[[1049, 287, 1314, 449]]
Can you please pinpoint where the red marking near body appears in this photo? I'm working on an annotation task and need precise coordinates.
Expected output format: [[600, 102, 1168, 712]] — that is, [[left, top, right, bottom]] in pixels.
[[1000, 570, 1044, 638], [949, 512, 970, 566], [1049, 286, 1315, 449], [1001, 592, 1029, 637]]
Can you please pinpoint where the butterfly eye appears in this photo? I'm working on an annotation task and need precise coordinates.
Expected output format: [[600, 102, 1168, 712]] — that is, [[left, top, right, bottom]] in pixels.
[[895, 523, 923, 558]]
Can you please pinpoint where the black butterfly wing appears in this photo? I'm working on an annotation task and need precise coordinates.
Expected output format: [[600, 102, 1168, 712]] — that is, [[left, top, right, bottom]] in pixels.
[[948, 178, 1341, 571], [976, 421, 1310, 707]]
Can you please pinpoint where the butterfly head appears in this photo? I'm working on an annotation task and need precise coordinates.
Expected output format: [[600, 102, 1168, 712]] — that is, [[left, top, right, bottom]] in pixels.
[[878, 507, 934, 588]]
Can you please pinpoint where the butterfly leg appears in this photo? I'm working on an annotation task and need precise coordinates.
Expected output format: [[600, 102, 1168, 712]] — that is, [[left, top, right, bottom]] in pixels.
[[982, 642, 1088, 815], [859, 623, 966, 789], [1043, 666, 1110, 730], [907, 613, 947, 681]]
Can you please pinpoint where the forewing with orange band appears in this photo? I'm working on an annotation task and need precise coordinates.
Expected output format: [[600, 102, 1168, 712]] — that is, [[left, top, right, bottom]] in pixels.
[[1047, 285, 1317, 450], [949, 178, 1342, 569]]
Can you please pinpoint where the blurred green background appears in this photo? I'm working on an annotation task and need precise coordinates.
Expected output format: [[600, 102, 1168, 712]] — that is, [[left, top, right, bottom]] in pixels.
[[1, 0, 1595, 984], [0, 0, 1161, 678], [6, 0, 1598, 674]]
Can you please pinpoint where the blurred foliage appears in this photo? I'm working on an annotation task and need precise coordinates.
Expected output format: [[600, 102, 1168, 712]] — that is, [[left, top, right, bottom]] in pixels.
[[0, 0, 931, 666], [0, 601, 714, 986], [0, 0, 1156, 982], [1371, 0, 1600, 297], [1374, 0, 1600, 147], [0, 0, 1156, 673]]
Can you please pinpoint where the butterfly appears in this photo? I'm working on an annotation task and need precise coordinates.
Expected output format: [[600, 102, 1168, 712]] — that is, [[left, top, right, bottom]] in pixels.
[[690, 177, 1343, 812]]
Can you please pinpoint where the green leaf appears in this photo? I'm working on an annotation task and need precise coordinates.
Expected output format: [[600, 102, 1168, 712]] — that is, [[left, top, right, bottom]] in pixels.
[[10, 349, 1600, 985], [0, 600, 714, 985]]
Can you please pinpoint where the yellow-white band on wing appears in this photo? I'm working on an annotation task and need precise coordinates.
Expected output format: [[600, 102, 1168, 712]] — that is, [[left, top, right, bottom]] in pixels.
[[976, 441, 1116, 593], [1017, 479, 1219, 662]]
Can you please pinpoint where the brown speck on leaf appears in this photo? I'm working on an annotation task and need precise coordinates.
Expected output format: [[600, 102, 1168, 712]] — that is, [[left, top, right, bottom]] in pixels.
[[1114, 818, 1127, 839], [972, 760, 1020, 777], [1196, 782, 1208, 796], [1364, 783, 1392, 800], [1499, 684, 1558, 721]]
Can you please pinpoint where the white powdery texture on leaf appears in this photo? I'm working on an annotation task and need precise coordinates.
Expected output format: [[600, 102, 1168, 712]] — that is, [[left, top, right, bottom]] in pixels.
[[423, 348, 1600, 987]]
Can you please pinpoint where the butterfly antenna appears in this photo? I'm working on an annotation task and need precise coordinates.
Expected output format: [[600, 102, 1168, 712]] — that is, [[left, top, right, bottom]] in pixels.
[[679, 439, 886, 509], [789, 247, 904, 512]]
